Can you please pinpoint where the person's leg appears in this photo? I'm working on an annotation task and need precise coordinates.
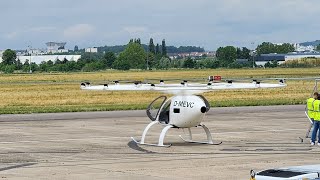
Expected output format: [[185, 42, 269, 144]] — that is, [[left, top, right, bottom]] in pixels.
[[311, 120, 319, 144], [308, 119, 314, 138], [317, 121, 320, 144]]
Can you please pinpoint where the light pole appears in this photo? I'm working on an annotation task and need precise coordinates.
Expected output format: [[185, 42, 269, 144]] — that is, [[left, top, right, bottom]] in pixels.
[[146, 42, 149, 70], [28, 45, 32, 73], [251, 42, 255, 69], [147, 54, 149, 70], [252, 52, 255, 69]]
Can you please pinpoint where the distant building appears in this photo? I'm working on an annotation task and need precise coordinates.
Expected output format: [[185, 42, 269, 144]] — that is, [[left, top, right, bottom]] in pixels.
[[85, 47, 98, 53], [0, 42, 84, 64], [15, 55, 81, 64], [255, 52, 320, 66], [294, 43, 315, 52], [272, 42, 315, 52], [169, 51, 215, 59], [46, 42, 68, 54], [28, 48, 46, 55]]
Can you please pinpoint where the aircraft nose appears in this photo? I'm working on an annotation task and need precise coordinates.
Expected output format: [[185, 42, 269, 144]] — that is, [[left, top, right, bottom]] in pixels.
[[200, 106, 207, 113]]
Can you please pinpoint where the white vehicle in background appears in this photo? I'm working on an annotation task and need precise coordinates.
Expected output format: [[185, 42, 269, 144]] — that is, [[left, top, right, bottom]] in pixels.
[[250, 165, 320, 180]]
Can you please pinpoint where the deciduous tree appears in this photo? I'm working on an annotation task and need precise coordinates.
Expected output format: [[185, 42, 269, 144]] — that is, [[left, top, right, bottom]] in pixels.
[[156, 43, 160, 54], [2, 49, 16, 65], [149, 38, 155, 54], [256, 42, 294, 55], [184, 57, 195, 68], [113, 41, 146, 70], [216, 46, 237, 67], [316, 44, 320, 51], [74, 45, 79, 52], [161, 39, 167, 56], [103, 51, 116, 68]]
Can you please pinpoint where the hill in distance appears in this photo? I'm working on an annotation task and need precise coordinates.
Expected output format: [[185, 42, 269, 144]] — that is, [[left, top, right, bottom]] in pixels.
[[299, 40, 320, 46]]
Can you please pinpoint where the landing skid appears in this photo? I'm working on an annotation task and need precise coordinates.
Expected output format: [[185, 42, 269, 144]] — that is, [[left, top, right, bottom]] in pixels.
[[132, 121, 218, 147], [131, 137, 172, 147], [179, 135, 222, 145], [179, 124, 222, 145]]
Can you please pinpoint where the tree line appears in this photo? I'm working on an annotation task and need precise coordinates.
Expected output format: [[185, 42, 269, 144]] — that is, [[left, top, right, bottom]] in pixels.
[[96, 41, 204, 54], [0, 39, 168, 73], [0, 40, 306, 73], [256, 42, 295, 55]]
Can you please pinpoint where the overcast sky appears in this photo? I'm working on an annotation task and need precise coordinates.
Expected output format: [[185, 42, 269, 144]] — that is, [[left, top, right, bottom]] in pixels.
[[1, 0, 320, 51]]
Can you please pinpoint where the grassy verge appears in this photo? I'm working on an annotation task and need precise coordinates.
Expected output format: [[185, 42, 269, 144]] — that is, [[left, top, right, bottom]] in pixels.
[[0, 68, 316, 114]]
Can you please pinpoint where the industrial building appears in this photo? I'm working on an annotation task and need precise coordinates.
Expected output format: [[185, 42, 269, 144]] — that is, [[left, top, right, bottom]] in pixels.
[[46, 42, 68, 54], [16, 55, 81, 64], [0, 42, 83, 64], [255, 52, 320, 66], [85, 47, 98, 53], [0, 54, 81, 65]]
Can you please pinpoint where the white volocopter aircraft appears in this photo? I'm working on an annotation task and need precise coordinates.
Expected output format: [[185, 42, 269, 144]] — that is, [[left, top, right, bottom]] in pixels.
[[250, 164, 320, 179], [81, 76, 286, 147]]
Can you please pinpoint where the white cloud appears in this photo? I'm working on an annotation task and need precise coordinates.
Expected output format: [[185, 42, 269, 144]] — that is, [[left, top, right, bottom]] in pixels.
[[63, 24, 95, 39], [4, 31, 19, 39], [29, 26, 57, 33], [3, 26, 57, 40]]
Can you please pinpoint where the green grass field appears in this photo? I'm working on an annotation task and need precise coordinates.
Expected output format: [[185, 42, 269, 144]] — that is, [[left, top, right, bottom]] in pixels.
[[0, 68, 318, 114]]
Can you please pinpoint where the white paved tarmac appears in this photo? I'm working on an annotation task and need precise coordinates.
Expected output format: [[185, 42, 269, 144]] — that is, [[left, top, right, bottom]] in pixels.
[[0, 105, 319, 180]]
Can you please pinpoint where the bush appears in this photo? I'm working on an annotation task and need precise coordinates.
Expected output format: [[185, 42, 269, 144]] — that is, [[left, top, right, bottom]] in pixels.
[[82, 62, 104, 72], [112, 59, 130, 70], [201, 58, 220, 69], [3, 65, 16, 73], [228, 62, 243, 69], [281, 58, 320, 68], [157, 57, 171, 69], [264, 60, 278, 68], [183, 57, 195, 68]]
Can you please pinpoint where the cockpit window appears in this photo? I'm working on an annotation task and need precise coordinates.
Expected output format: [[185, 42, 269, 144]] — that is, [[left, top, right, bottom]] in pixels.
[[146, 96, 167, 121], [158, 102, 171, 124]]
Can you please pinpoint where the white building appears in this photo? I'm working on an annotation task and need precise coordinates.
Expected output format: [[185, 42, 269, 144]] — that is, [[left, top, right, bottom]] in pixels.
[[273, 43, 315, 52], [45, 42, 69, 54], [293, 43, 315, 52], [255, 53, 320, 66], [85, 47, 98, 53], [28, 48, 46, 55], [16, 55, 81, 64]]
